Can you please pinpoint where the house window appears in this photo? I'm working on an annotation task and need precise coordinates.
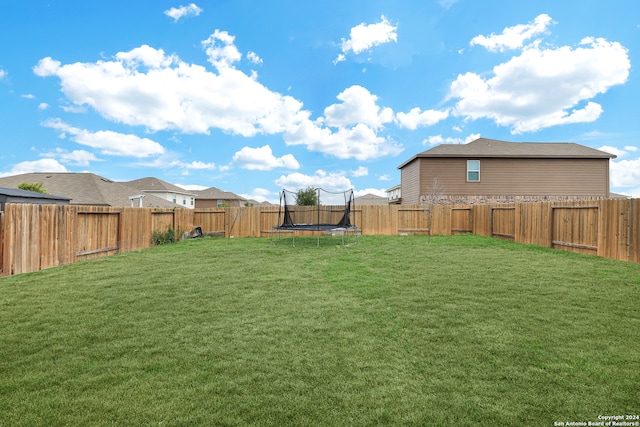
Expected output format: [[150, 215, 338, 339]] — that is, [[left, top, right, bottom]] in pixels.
[[217, 200, 224, 208], [183, 195, 187, 205], [467, 160, 480, 182], [190, 197, 194, 206], [172, 193, 176, 203]]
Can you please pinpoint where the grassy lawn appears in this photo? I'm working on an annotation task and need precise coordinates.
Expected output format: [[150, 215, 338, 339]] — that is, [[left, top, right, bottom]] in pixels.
[[0, 234, 638, 426]]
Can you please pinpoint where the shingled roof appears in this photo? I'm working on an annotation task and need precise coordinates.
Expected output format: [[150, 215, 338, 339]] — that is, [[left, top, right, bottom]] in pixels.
[[0, 173, 181, 208], [398, 138, 617, 169], [193, 187, 245, 201], [124, 177, 196, 196]]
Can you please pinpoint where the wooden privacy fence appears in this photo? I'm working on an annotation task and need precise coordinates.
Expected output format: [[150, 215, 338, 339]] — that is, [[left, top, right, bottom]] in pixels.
[[1, 199, 639, 276]]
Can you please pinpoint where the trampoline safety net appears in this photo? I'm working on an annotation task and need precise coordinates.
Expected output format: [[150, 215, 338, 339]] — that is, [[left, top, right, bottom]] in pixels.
[[272, 188, 358, 246]]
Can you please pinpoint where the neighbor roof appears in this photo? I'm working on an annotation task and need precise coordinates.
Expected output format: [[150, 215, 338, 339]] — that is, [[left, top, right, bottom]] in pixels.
[[0, 173, 181, 208], [193, 187, 245, 201], [355, 193, 388, 205], [124, 177, 196, 195], [0, 187, 71, 202], [398, 138, 617, 169]]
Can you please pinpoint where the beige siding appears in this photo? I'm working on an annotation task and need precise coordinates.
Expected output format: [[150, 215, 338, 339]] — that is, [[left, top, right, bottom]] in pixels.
[[416, 158, 610, 197], [401, 161, 421, 204]]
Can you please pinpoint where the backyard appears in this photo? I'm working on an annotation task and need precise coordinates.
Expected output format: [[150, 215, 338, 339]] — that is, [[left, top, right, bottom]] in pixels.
[[0, 234, 638, 426]]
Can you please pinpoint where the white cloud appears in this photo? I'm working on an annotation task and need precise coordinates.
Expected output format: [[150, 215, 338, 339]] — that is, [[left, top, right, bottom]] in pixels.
[[395, 107, 449, 130], [336, 15, 397, 63], [247, 51, 262, 64], [350, 166, 368, 177], [164, 3, 202, 22], [43, 148, 99, 166], [0, 158, 68, 177], [424, 133, 480, 145], [38, 103, 49, 110], [0, 69, 6, 79], [598, 145, 626, 158], [116, 45, 178, 68], [174, 160, 216, 170], [323, 85, 393, 130], [202, 30, 242, 68], [242, 187, 278, 204], [284, 119, 402, 161], [232, 145, 300, 170], [450, 34, 630, 133], [470, 14, 553, 52], [275, 170, 353, 193], [33, 57, 61, 76], [610, 157, 640, 191], [174, 183, 208, 191], [21, 94, 35, 99], [378, 174, 391, 181], [42, 119, 165, 157], [35, 32, 403, 161]]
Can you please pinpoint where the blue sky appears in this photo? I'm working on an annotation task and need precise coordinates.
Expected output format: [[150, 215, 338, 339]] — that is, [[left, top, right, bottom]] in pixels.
[[1, 0, 637, 202]]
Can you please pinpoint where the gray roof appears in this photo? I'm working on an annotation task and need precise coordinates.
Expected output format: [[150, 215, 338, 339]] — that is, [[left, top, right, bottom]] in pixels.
[[193, 187, 245, 200], [399, 138, 617, 169], [0, 187, 71, 202], [0, 173, 181, 208], [124, 177, 196, 195], [355, 193, 388, 205]]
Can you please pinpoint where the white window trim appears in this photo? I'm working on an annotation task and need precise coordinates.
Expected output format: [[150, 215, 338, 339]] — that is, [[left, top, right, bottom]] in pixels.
[[467, 160, 480, 182]]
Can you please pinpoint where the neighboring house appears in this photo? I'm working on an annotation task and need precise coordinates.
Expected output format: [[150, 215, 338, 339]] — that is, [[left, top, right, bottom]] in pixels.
[[355, 193, 388, 205], [192, 187, 246, 208], [0, 187, 70, 211], [0, 173, 181, 208], [386, 185, 401, 204], [125, 177, 196, 209], [397, 138, 617, 205]]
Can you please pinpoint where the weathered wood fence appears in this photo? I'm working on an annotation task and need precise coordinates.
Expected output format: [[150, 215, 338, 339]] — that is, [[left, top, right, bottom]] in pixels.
[[1, 199, 638, 276]]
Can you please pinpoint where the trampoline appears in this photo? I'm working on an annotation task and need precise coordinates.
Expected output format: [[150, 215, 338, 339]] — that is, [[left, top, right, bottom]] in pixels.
[[272, 188, 358, 246]]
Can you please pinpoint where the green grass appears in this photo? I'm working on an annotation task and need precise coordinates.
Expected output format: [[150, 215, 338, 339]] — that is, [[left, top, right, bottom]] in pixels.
[[1, 235, 638, 426]]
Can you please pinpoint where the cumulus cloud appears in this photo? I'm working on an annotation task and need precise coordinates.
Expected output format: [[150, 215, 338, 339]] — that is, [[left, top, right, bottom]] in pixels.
[[350, 166, 368, 177], [470, 14, 553, 52], [202, 30, 242, 68], [610, 157, 640, 193], [597, 144, 637, 159], [275, 170, 353, 193], [0, 69, 6, 79], [323, 85, 393, 130], [43, 148, 100, 167], [42, 119, 165, 157], [450, 20, 630, 133], [34, 31, 405, 161], [164, 3, 202, 22], [0, 158, 68, 177], [232, 145, 300, 170], [335, 15, 397, 63], [396, 107, 449, 130], [241, 187, 278, 204]]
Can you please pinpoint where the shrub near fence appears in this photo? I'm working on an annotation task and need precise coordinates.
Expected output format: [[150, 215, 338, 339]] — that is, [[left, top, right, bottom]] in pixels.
[[1, 199, 639, 276]]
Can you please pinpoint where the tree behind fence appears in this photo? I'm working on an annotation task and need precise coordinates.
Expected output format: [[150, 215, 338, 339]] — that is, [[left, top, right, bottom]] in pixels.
[[1, 199, 638, 276]]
